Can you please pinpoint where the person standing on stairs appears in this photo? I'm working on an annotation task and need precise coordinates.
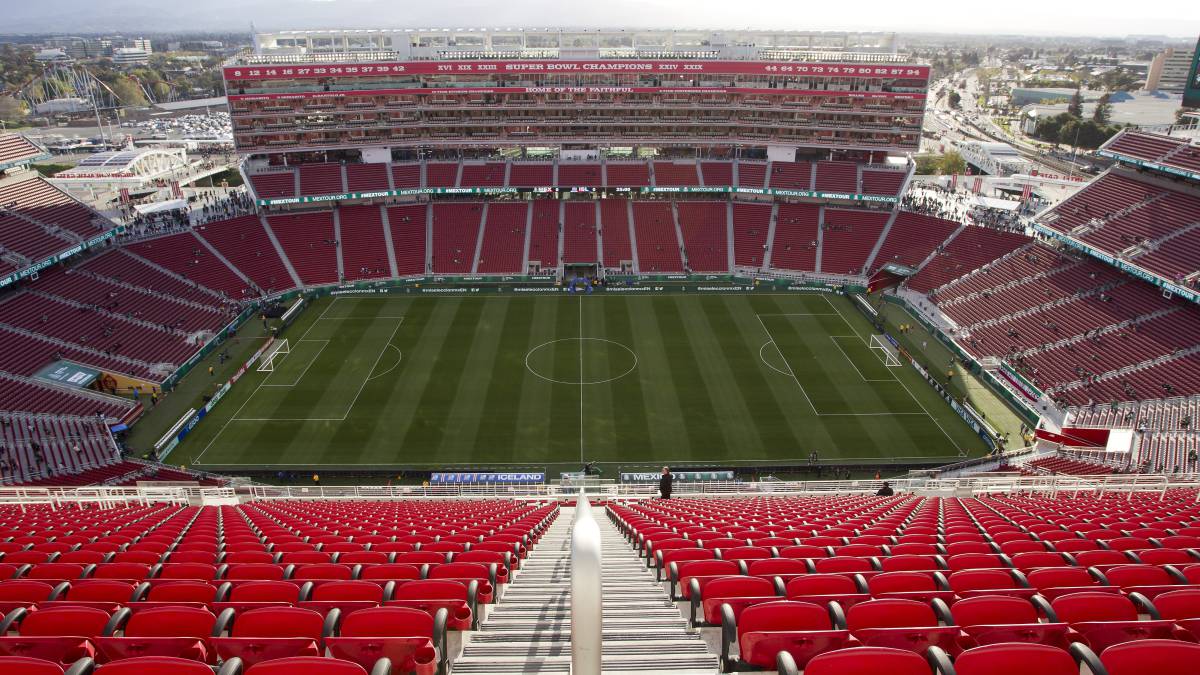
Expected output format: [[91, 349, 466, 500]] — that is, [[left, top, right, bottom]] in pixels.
[[659, 466, 673, 499]]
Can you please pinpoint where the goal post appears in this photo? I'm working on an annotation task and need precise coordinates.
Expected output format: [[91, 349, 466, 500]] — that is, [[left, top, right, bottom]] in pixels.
[[869, 334, 902, 368], [257, 339, 290, 372]]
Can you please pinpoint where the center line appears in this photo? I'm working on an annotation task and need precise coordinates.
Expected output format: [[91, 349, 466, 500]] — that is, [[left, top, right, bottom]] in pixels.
[[579, 294, 584, 465]]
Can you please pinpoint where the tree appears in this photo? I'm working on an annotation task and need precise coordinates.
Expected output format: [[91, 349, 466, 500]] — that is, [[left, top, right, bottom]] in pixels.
[[1068, 87, 1084, 118], [1093, 92, 1112, 125], [915, 155, 941, 175], [0, 95, 26, 124], [107, 77, 147, 106], [1059, 118, 1082, 148], [948, 91, 961, 109], [939, 151, 968, 175], [152, 81, 172, 101], [1037, 113, 1121, 151]]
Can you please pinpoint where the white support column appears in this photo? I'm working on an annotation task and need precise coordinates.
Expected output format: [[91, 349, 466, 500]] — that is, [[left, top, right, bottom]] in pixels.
[[471, 203, 488, 275], [379, 205, 400, 278], [332, 208, 345, 282], [557, 200, 566, 271], [626, 200, 640, 274], [726, 201, 736, 272], [814, 205, 826, 273], [425, 203, 434, 274], [521, 202, 534, 273], [594, 201, 604, 267], [571, 494, 602, 675], [762, 203, 778, 270]]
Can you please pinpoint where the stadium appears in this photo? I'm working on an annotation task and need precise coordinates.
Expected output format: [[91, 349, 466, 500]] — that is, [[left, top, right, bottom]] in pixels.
[[1, 24, 1200, 675]]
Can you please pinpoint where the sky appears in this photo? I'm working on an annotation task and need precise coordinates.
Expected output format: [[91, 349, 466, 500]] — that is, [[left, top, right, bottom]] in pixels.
[[3, 0, 1199, 38]]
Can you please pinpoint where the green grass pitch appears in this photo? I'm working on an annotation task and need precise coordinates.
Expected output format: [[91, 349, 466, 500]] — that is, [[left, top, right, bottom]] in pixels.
[[179, 292, 985, 472]]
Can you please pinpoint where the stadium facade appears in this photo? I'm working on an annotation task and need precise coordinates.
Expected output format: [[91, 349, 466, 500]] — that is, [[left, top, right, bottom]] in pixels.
[[226, 29, 926, 157]]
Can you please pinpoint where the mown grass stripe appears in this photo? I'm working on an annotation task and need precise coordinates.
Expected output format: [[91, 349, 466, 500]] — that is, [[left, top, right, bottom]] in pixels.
[[475, 298, 538, 463], [649, 296, 724, 458], [594, 296, 652, 463], [397, 297, 486, 452], [545, 296, 581, 462]]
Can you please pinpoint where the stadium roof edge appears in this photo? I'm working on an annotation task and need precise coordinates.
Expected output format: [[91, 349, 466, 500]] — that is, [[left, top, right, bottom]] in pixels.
[[0, 132, 51, 173]]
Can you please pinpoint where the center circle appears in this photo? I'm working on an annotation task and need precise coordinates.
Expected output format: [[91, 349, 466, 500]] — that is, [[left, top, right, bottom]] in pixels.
[[524, 338, 638, 385]]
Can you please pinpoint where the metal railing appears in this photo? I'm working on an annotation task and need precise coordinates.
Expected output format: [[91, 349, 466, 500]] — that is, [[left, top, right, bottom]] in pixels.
[[0, 486, 192, 511], [2, 473, 1199, 509], [571, 494, 602, 675]]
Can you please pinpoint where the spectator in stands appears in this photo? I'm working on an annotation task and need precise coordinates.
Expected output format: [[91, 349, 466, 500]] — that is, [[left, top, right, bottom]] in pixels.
[[659, 466, 672, 500], [876, 481, 894, 496]]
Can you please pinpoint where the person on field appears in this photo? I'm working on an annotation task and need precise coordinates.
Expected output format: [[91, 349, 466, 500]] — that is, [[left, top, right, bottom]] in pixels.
[[876, 481, 894, 496], [659, 466, 672, 500]]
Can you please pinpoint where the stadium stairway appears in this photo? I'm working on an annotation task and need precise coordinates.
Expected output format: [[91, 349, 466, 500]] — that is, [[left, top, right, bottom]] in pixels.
[[454, 505, 718, 674]]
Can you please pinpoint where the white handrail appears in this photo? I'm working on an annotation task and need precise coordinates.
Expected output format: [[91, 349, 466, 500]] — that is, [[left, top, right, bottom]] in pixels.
[[571, 493, 603, 675]]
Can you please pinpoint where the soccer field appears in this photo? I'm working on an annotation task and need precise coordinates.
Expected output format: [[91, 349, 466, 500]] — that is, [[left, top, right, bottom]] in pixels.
[[181, 291, 984, 471]]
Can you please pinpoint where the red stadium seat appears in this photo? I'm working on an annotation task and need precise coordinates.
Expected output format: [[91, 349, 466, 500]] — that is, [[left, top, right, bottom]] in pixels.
[[1153, 588, 1200, 638], [25, 565, 87, 585], [243, 656, 379, 675], [212, 580, 303, 615], [298, 581, 384, 616], [89, 564, 152, 584], [672, 560, 742, 601], [210, 607, 327, 668], [1026, 566, 1113, 600], [776, 545, 832, 560], [221, 564, 289, 585], [785, 573, 870, 608], [40, 580, 135, 612], [0, 605, 110, 665], [425, 563, 499, 602], [0, 655, 86, 675], [844, 598, 961, 656], [326, 606, 443, 674], [950, 594, 1070, 648], [745, 558, 810, 584], [689, 575, 779, 628], [1051, 591, 1180, 652], [1100, 639, 1200, 675], [128, 581, 223, 612], [879, 555, 944, 572], [1101, 564, 1188, 599], [386, 580, 475, 631], [93, 605, 225, 663], [779, 646, 932, 675], [934, 642, 1095, 675], [946, 569, 1033, 599], [720, 600, 852, 671], [358, 564, 423, 588], [866, 571, 955, 605]]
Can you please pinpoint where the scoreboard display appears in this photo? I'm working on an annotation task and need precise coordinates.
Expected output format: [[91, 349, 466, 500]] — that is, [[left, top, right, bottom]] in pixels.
[[1185, 35, 1200, 109]]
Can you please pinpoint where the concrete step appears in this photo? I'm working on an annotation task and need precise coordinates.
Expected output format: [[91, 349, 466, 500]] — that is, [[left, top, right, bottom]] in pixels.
[[455, 504, 719, 675], [452, 655, 718, 674], [468, 629, 705, 643], [494, 599, 671, 611], [462, 639, 712, 659], [484, 600, 676, 612], [481, 618, 688, 631]]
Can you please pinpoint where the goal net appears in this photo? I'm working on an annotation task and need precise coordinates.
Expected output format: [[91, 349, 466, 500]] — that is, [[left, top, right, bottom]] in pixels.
[[869, 334, 902, 368], [257, 339, 290, 372]]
